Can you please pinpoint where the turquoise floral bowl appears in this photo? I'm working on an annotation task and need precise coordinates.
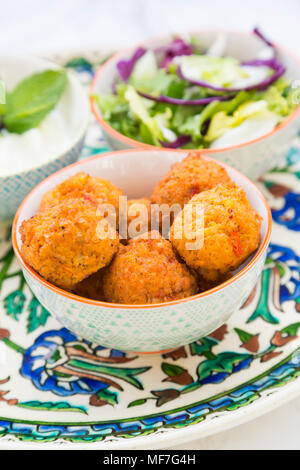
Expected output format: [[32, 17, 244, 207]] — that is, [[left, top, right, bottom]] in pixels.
[[12, 150, 272, 353], [0, 55, 90, 222]]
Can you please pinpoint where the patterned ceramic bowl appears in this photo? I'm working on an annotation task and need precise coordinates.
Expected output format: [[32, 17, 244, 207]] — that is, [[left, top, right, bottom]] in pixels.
[[91, 30, 300, 180], [0, 55, 90, 223], [12, 150, 271, 353]]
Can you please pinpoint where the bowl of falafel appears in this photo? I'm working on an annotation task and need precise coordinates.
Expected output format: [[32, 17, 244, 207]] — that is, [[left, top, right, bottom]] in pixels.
[[12, 150, 271, 353]]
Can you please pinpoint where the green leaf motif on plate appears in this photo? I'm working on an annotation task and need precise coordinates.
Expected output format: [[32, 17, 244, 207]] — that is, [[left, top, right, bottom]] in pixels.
[[161, 362, 186, 377], [90, 388, 118, 407], [27, 297, 51, 333], [161, 362, 194, 385], [234, 328, 254, 344], [18, 400, 87, 414], [189, 337, 218, 357], [197, 352, 251, 381], [281, 322, 300, 337], [247, 269, 280, 324], [128, 398, 148, 408], [65, 57, 92, 68], [4, 290, 26, 320]]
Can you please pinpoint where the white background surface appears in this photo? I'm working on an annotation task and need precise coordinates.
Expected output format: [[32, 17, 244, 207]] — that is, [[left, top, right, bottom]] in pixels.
[[1, 0, 300, 450]]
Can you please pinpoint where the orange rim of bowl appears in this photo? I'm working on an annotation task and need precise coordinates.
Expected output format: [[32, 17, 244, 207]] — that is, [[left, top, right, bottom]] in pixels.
[[90, 28, 300, 154], [12, 149, 272, 310], [126, 347, 177, 355]]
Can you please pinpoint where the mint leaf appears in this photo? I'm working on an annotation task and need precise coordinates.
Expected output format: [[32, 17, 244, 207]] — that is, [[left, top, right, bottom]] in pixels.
[[4, 70, 68, 134]]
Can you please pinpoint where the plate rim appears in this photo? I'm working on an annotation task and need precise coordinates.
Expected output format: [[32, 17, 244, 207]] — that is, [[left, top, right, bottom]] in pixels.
[[1, 373, 300, 450]]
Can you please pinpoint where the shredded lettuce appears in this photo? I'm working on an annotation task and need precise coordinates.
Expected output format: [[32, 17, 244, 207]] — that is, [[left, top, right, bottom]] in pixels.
[[154, 107, 176, 141], [175, 55, 248, 87], [130, 50, 158, 84], [210, 114, 279, 148], [93, 93, 127, 121], [116, 47, 146, 82], [206, 100, 281, 143], [177, 91, 255, 140], [130, 69, 174, 96], [95, 29, 297, 150], [124, 86, 163, 144]]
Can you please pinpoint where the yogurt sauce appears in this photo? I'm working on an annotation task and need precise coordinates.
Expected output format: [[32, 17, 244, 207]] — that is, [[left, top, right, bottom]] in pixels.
[[0, 108, 71, 177]]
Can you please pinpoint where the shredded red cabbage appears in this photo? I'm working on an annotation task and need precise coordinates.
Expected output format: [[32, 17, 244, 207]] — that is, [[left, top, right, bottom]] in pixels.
[[156, 38, 193, 68], [176, 28, 284, 92], [115, 28, 285, 111], [159, 135, 191, 148], [253, 27, 275, 49], [137, 90, 234, 105], [177, 58, 285, 93], [241, 58, 286, 90], [116, 47, 146, 82]]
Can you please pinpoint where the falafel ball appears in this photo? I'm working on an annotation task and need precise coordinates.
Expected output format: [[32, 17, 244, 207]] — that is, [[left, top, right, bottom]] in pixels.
[[40, 172, 124, 224], [20, 199, 119, 291], [73, 270, 105, 301], [151, 152, 230, 209], [120, 197, 152, 240], [169, 183, 262, 282], [102, 231, 198, 304]]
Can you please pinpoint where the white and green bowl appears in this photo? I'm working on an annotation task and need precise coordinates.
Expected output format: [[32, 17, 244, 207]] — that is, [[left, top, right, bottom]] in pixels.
[[12, 150, 271, 353], [0, 55, 90, 223]]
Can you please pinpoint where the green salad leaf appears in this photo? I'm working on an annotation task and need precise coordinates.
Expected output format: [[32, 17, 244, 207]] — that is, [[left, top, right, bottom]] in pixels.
[[176, 91, 255, 141], [0, 103, 6, 118], [205, 99, 281, 143], [130, 50, 158, 84], [94, 92, 128, 121], [95, 36, 297, 149], [124, 86, 163, 144], [3, 70, 68, 134], [177, 55, 248, 87]]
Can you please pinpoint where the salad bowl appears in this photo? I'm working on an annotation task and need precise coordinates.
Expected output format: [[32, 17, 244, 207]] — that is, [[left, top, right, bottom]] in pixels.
[[12, 149, 271, 353], [91, 30, 300, 180], [0, 55, 90, 223]]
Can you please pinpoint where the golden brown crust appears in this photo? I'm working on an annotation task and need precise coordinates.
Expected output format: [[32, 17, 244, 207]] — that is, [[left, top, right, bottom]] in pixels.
[[122, 197, 152, 239], [170, 182, 262, 282], [102, 231, 198, 304], [20, 199, 119, 290], [40, 172, 124, 224], [151, 152, 230, 209]]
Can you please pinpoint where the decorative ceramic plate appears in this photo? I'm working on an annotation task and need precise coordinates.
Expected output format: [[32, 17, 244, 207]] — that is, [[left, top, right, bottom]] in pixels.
[[0, 52, 300, 450]]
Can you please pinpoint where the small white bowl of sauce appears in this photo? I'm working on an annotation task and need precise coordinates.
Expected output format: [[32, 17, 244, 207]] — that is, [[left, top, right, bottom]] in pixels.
[[0, 55, 89, 223]]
